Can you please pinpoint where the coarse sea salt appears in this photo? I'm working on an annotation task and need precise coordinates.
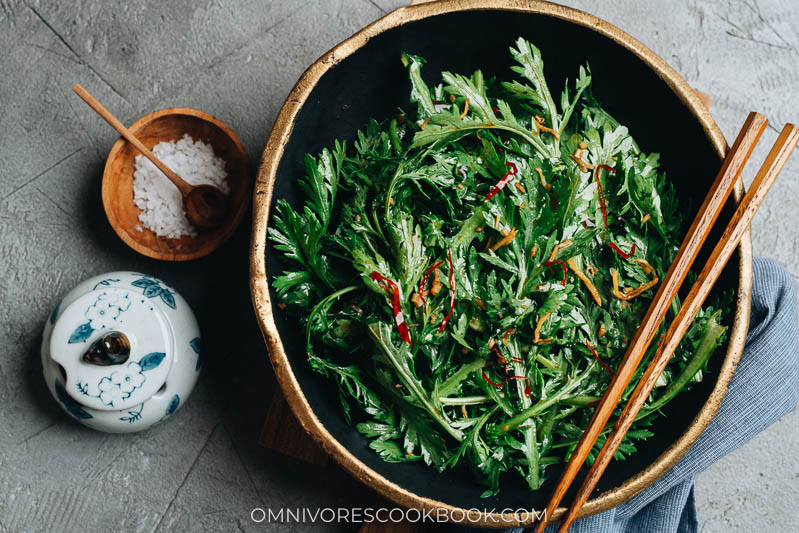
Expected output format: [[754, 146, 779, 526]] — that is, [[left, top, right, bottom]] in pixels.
[[132, 134, 229, 238]]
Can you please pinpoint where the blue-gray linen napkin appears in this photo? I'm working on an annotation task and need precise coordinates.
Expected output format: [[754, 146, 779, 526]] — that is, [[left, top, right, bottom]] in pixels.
[[497, 257, 798, 533]]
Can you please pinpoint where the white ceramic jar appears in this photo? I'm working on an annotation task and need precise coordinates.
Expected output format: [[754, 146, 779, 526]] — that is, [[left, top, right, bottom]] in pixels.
[[41, 272, 201, 433]]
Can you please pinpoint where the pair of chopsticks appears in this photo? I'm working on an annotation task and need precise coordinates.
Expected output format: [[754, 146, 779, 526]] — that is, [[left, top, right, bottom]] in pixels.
[[534, 112, 799, 533]]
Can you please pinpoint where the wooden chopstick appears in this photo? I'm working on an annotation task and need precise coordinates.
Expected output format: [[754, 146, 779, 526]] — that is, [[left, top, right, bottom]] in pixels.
[[555, 122, 799, 532], [532, 111, 768, 533]]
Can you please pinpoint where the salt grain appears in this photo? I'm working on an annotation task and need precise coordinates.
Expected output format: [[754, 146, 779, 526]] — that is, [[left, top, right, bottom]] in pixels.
[[132, 134, 229, 238]]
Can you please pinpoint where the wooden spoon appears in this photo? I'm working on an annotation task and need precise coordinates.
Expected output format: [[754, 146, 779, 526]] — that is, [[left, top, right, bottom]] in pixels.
[[73, 84, 228, 231]]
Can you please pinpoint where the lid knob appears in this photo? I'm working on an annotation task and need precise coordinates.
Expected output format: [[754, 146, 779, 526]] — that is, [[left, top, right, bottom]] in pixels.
[[82, 332, 131, 366]]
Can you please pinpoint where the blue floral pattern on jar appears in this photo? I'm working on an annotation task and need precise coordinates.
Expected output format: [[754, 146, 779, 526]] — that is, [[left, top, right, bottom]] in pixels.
[[98, 361, 145, 405], [165, 395, 180, 417], [190, 337, 202, 370], [120, 404, 144, 423], [68, 291, 132, 344], [77, 352, 165, 407], [131, 276, 176, 309]]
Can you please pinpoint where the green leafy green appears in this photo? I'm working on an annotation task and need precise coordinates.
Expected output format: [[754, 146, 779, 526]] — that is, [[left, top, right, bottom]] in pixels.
[[268, 37, 732, 494]]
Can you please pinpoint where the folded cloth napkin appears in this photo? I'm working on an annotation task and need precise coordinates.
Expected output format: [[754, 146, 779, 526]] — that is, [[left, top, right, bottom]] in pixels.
[[496, 257, 799, 533]]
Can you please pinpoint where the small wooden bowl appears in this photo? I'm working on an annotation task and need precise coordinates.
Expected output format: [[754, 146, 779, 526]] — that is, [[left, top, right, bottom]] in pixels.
[[102, 107, 249, 261]]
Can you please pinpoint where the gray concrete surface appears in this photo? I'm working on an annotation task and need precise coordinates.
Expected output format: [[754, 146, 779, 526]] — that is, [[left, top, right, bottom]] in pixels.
[[0, 0, 796, 532]]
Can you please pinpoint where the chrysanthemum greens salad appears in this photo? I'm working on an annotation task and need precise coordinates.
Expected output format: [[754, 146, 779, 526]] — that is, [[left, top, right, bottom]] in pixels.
[[269, 37, 730, 495]]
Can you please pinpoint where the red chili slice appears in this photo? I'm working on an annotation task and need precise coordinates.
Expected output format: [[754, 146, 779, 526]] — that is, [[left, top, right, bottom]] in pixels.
[[438, 249, 456, 333], [370, 271, 412, 345], [543, 259, 568, 286], [585, 340, 612, 375], [593, 164, 617, 230], [609, 241, 636, 259], [483, 162, 518, 202], [481, 368, 532, 397], [417, 259, 444, 304]]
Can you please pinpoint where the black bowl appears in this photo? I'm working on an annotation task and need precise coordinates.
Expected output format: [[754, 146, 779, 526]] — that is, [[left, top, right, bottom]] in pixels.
[[252, 1, 750, 525]]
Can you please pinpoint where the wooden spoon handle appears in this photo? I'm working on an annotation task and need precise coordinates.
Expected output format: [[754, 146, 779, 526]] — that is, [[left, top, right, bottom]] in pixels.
[[72, 84, 192, 197]]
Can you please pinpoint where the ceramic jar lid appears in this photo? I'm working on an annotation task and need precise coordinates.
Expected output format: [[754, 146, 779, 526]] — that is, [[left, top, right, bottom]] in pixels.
[[42, 272, 201, 433], [51, 284, 174, 411]]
